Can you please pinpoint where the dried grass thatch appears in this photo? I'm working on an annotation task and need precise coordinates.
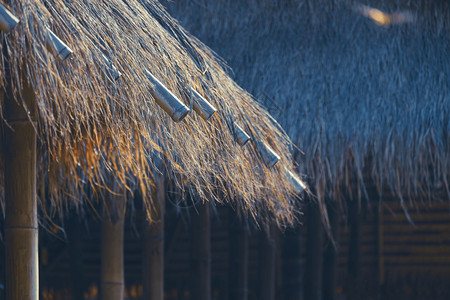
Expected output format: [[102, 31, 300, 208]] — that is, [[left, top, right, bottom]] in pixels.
[[166, 0, 449, 207], [0, 0, 305, 226]]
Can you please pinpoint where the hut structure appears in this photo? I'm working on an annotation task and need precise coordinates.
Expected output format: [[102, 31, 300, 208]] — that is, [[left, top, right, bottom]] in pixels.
[[0, 0, 307, 299], [166, 0, 449, 299]]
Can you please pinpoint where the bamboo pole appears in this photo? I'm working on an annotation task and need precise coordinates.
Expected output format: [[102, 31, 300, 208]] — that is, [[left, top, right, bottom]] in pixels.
[[142, 176, 166, 300], [323, 200, 340, 300], [100, 190, 126, 300], [190, 201, 211, 300], [304, 200, 324, 300], [258, 225, 276, 300], [228, 214, 248, 300], [282, 225, 302, 300], [4, 73, 38, 299]]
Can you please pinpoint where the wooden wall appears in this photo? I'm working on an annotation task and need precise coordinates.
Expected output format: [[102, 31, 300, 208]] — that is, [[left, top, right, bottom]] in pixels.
[[335, 200, 450, 298], [8, 198, 450, 300]]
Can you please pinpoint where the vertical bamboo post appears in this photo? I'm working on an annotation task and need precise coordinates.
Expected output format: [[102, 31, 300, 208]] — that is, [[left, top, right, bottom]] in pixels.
[[347, 199, 361, 300], [322, 199, 340, 300], [142, 176, 166, 300], [282, 225, 303, 300], [229, 214, 248, 300], [190, 201, 211, 300], [258, 225, 276, 300], [100, 190, 126, 300], [304, 200, 324, 300], [4, 75, 38, 300]]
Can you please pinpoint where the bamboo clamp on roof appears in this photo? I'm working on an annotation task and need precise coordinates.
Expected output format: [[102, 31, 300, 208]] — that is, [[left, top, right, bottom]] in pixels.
[[0, 0, 307, 226]]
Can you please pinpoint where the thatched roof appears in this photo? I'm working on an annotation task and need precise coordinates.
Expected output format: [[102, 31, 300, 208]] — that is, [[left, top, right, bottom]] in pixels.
[[0, 0, 305, 226], [165, 0, 449, 206]]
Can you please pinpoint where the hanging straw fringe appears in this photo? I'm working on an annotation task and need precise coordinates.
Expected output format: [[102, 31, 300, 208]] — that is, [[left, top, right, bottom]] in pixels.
[[166, 0, 450, 207], [0, 0, 305, 226]]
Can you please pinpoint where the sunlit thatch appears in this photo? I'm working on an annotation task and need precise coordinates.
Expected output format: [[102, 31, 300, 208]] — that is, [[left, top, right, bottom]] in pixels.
[[166, 0, 449, 206], [0, 0, 305, 226]]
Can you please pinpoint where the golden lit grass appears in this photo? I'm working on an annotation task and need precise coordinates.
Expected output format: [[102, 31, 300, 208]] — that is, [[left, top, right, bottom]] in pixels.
[[0, 0, 304, 226]]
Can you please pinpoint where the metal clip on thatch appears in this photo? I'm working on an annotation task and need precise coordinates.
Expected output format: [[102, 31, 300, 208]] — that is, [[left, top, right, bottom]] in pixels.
[[145, 70, 190, 122], [190, 87, 217, 120], [255, 140, 280, 168], [101, 54, 122, 81], [233, 123, 251, 146], [46, 29, 73, 62], [0, 4, 19, 33], [284, 168, 306, 194]]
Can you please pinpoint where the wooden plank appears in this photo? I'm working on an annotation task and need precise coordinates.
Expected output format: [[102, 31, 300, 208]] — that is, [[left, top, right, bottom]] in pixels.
[[383, 213, 450, 222], [228, 215, 249, 300], [382, 223, 450, 232], [304, 201, 323, 300], [383, 234, 450, 243], [190, 202, 211, 300], [383, 245, 450, 255], [347, 198, 361, 300], [282, 226, 303, 300], [377, 204, 384, 285], [165, 218, 183, 265], [383, 264, 450, 271], [323, 200, 340, 300], [258, 225, 276, 300], [67, 215, 86, 300], [383, 256, 450, 264]]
